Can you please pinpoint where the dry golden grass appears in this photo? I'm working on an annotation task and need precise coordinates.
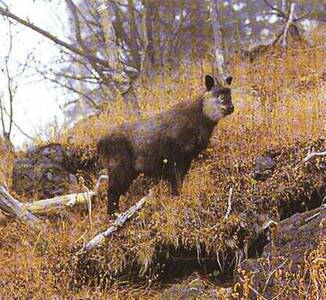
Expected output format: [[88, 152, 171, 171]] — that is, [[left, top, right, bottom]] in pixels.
[[0, 29, 325, 298], [0, 137, 14, 187]]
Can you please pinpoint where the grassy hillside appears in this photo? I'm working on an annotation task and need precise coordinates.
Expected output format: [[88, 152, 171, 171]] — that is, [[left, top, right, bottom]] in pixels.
[[0, 28, 325, 298]]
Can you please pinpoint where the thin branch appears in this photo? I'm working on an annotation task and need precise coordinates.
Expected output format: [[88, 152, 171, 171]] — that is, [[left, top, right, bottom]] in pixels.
[[66, 0, 88, 56], [4, 20, 14, 139], [72, 0, 101, 44], [295, 150, 326, 169], [79, 176, 93, 225], [12, 52, 34, 80], [224, 187, 233, 220], [239, 277, 268, 300], [53, 72, 99, 83], [304, 211, 321, 224], [36, 67, 100, 109], [270, 279, 292, 300], [263, 219, 278, 230], [294, 8, 313, 22], [0, 96, 6, 136], [1, 105, 36, 141], [65, 0, 113, 88], [263, 0, 287, 19], [271, 23, 287, 46], [302, 150, 326, 163], [263, 258, 289, 292], [0, 6, 111, 69], [93, 175, 109, 195]]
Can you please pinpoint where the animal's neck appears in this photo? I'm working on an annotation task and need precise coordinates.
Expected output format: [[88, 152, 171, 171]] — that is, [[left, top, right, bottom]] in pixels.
[[202, 96, 224, 124], [195, 99, 219, 146]]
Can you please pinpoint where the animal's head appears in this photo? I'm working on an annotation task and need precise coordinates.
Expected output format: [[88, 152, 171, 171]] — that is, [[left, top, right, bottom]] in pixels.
[[202, 74, 234, 123]]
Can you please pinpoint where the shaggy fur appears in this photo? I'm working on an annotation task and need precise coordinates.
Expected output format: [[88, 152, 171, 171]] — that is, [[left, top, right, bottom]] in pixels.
[[97, 75, 234, 216]]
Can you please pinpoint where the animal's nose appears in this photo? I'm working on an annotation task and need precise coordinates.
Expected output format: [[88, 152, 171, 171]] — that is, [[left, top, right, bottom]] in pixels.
[[229, 106, 234, 113]]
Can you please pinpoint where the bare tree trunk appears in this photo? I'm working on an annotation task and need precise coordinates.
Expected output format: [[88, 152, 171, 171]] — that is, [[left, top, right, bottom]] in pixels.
[[2, 21, 15, 144], [153, 2, 163, 70], [165, 0, 176, 71], [99, 1, 140, 111], [140, 0, 155, 78], [282, 3, 296, 48], [128, 0, 141, 70], [210, 0, 226, 77]]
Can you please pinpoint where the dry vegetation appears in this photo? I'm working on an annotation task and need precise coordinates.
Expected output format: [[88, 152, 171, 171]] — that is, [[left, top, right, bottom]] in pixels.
[[0, 28, 325, 298]]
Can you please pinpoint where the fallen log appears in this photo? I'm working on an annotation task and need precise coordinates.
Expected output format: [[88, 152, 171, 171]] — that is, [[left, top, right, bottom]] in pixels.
[[0, 185, 44, 230], [23, 191, 96, 215], [0, 175, 108, 218], [77, 190, 153, 255]]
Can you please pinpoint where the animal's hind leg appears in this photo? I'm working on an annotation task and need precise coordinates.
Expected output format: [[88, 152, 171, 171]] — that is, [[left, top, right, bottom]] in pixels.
[[169, 171, 179, 196], [107, 161, 136, 217]]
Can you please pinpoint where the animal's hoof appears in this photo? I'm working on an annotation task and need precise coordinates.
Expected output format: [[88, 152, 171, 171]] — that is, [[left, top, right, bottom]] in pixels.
[[108, 211, 120, 220]]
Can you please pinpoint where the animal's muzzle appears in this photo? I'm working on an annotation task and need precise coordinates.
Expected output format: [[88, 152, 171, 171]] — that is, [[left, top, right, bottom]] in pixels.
[[226, 105, 234, 115]]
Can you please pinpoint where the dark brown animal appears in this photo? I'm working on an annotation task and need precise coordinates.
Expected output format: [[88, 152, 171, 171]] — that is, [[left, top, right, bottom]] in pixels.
[[97, 75, 234, 216]]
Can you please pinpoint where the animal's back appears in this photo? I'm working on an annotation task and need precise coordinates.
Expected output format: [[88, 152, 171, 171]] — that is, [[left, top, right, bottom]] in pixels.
[[122, 98, 214, 175], [98, 94, 218, 175]]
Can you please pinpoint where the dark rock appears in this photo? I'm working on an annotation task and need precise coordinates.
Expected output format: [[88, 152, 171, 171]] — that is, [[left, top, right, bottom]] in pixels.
[[252, 156, 276, 180], [237, 206, 325, 298], [263, 206, 324, 266], [12, 143, 70, 199], [159, 274, 233, 299], [160, 277, 205, 300], [12, 143, 98, 199]]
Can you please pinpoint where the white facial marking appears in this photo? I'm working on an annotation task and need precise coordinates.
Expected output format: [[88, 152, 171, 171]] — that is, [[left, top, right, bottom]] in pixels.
[[203, 95, 225, 122]]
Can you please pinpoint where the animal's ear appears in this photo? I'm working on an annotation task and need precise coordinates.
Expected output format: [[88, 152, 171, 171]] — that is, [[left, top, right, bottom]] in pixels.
[[205, 75, 215, 91], [225, 76, 233, 85]]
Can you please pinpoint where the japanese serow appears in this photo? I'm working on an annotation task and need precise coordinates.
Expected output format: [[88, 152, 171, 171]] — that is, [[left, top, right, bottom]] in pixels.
[[97, 75, 234, 216]]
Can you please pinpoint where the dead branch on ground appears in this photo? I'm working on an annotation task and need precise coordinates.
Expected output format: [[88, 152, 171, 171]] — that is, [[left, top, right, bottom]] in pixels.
[[0, 185, 43, 230], [0, 175, 108, 220], [77, 190, 153, 255], [224, 187, 233, 220], [295, 150, 326, 170]]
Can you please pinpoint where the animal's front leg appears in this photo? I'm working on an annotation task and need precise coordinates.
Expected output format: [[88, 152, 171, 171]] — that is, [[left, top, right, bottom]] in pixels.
[[170, 176, 179, 196], [107, 185, 120, 217], [106, 165, 123, 218], [107, 162, 136, 218]]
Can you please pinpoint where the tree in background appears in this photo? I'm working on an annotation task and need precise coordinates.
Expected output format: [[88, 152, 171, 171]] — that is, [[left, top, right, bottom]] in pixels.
[[0, 19, 34, 146], [0, 0, 324, 120]]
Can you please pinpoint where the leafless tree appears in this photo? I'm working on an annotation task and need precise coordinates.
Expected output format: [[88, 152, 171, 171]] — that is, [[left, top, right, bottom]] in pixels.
[[263, 0, 312, 47], [210, 0, 227, 77], [0, 0, 320, 119], [0, 2, 140, 115], [0, 20, 34, 145]]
